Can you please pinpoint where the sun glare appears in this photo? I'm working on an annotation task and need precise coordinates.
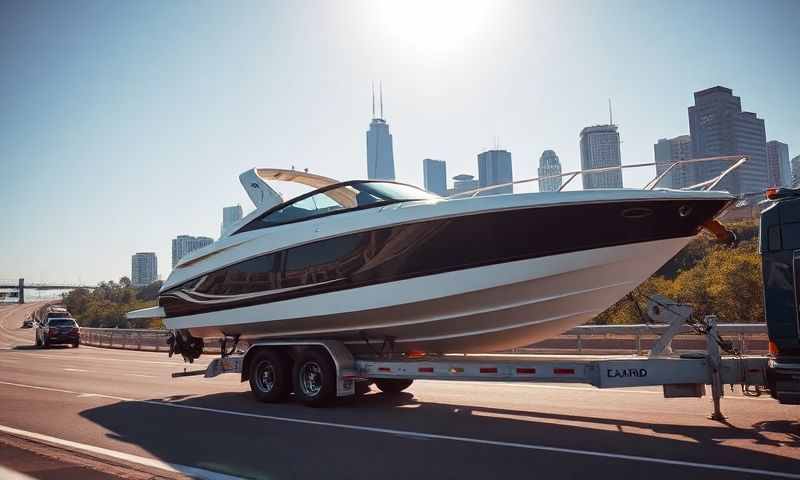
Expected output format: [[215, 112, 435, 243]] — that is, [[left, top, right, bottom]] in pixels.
[[374, 0, 497, 54]]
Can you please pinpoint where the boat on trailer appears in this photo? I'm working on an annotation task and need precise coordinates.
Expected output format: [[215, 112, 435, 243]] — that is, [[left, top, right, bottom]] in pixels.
[[129, 156, 744, 358]]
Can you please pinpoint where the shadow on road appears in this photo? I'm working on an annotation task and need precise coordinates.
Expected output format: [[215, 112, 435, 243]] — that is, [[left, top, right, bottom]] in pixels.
[[12, 345, 71, 351], [78, 389, 800, 479]]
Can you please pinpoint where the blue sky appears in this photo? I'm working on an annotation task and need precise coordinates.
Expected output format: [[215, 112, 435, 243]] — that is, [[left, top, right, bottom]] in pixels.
[[1, 0, 798, 284]]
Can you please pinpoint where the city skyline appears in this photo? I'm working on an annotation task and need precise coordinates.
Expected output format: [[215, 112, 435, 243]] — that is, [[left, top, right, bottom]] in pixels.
[[1, 0, 798, 283]]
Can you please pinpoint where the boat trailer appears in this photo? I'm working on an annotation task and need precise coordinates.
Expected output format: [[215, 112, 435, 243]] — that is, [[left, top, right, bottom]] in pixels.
[[176, 296, 773, 419]]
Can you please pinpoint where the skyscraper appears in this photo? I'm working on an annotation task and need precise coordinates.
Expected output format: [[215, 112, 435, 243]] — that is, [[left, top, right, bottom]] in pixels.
[[422, 159, 447, 196], [131, 252, 157, 287], [220, 205, 243, 237], [366, 84, 395, 180], [477, 149, 513, 195], [449, 174, 479, 196], [172, 235, 214, 268], [654, 135, 692, 188], [537, 150, 562, 192], [766, 141, 791, 187], [792, 155, 800, 187], [688, 86, 768, 195], [579, 125, 622, 189]]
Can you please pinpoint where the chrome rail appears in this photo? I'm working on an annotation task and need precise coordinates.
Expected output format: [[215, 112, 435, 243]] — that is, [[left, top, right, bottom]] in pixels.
[[448, 155, 748, 199]]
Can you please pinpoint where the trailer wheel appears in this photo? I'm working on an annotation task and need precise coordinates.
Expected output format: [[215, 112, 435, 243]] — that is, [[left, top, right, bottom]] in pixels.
[[374, 379, 413, 394], [293, 349, 337, 407], [248, 349, 291, 403]]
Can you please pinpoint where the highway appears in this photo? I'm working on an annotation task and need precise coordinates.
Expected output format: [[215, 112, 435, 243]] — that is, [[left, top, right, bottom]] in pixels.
[[0, 303, 797, 480]]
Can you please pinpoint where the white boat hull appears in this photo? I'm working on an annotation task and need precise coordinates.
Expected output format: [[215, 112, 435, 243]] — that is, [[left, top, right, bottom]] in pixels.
[[167, 236, 691, 353]]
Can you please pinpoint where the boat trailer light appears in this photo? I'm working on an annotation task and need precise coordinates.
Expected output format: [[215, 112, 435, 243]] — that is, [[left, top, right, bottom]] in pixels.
[[769, 340, 779, 355], [766, 187, 780, 200]]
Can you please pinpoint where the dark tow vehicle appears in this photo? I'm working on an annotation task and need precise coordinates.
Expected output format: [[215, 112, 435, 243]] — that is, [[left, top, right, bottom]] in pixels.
[[760, 187, 800, 404], [35, 317, 80, 348]]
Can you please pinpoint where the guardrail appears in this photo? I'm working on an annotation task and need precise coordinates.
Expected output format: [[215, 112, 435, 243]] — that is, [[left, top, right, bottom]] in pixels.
[[79, 323, 769, 356]]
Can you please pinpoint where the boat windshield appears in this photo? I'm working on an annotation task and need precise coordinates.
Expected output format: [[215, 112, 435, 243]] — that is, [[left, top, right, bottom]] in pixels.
[[236, 181, 439, 233]]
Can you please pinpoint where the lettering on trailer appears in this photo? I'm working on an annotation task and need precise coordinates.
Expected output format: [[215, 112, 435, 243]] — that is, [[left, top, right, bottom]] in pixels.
[[607, 368, 647, 378]]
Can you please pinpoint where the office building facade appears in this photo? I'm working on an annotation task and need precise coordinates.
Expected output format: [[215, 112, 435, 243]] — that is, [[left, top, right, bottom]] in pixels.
[[537, 150, 562, 192], [172, 235, 213, 268], [688, 86, 768, 195], [792, 155, 800, 187], [423, 159, 447, 196], [477, 149, 513, 195], [579, 125, 623, 189], [220, 205, 243, 237], [654, 135, 693, 188], [131, 252, 157, 287], [766, 141, 791, 187], [449, 174, 479, 196]]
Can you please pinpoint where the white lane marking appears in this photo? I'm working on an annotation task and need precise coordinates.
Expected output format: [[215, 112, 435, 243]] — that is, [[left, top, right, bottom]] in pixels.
[[0, 424, 244, 480], [5, 351, 206, 368], [440, 381, 774, 401], [63, 368, 89, 373], [0, 380, 797, 479], [124, 373, 156, 378]]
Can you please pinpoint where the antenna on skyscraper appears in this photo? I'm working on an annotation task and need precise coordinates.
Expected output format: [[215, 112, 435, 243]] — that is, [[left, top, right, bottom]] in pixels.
[[372, 82, 376, 118], [379, 81, 384, 119], [608, 98, 613, 125]]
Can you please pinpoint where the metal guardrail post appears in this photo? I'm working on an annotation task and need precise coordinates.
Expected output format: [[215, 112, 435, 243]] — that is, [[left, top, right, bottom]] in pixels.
[[576, 333, 582, 353], [739, 332, 747, 354]]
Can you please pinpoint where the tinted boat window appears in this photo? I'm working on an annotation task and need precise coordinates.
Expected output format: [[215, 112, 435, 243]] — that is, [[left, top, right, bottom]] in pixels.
[[193, 253, 280, 295], [284, 233, 369, 288]]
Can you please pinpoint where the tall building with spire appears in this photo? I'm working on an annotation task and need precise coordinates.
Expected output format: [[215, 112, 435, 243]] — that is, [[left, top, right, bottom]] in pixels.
[[366, 83, 396, 180], [537, 150, 562, 192]]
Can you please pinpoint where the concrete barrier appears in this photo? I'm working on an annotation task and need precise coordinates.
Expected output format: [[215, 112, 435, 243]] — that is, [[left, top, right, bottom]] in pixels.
[[79, 323, 769, 355]]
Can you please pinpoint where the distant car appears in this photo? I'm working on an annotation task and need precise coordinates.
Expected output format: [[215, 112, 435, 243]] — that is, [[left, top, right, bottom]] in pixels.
[[35, 317, 80, 348]]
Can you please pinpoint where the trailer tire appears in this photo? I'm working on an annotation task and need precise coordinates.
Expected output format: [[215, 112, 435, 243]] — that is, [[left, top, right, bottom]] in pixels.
[[374, 379, 413, 394], [248, 349, 291, 403], [293, 349, 337, 407]]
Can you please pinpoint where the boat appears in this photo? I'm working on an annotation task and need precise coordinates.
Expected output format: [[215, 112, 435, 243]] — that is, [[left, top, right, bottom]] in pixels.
[[129, 158, 743, 357]]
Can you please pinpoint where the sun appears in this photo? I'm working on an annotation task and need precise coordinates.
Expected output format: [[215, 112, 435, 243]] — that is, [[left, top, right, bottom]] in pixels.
[[374, 0, 498, 55]]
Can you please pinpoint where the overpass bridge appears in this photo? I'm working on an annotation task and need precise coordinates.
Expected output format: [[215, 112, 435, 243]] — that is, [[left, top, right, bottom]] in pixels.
[[0, 278, 97, 304]]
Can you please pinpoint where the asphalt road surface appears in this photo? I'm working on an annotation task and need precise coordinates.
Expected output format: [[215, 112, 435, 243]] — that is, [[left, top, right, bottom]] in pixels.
[[0, 303, 797, 480]]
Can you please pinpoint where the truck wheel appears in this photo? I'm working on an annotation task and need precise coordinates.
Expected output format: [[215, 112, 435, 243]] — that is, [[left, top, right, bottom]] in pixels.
[[293, 349, 337, 407], [248, 349, 291, 403], [374, 379, 413, 394]]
